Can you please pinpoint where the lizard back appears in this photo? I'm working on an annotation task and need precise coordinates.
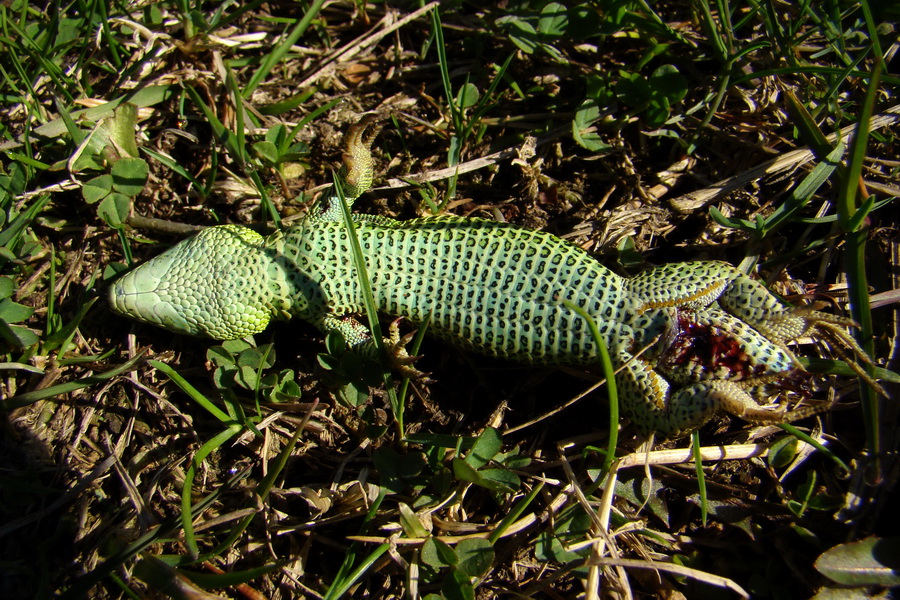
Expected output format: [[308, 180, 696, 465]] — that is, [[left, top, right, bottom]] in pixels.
[[273, 216, 634, 364]]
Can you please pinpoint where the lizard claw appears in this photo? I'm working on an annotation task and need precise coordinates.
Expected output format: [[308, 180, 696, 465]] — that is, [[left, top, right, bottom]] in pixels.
[[386, 318, 434, 383], [794, 308, 886, 397]]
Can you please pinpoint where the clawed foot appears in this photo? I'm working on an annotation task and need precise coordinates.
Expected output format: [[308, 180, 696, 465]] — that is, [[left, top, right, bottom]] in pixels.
[[719, 378, 838, 427], [385, 318, 434, 383], [777, 306, 885, 396]]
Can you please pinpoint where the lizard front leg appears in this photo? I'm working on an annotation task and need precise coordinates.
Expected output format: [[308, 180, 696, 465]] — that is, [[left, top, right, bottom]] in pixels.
[[307, 115, 384, 223], [320, 315, 427, 379]]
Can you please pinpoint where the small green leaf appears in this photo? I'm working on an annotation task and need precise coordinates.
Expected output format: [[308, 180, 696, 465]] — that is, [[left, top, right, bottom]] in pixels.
[[236, 347, 264, 369], [103, 262, 129, 280], [536, 506, 592, 564], [495, 450, 531, 470], [337, 380, 368, 407], [269, 370, 301, 402], [441, 569, 475, 600], [255, 344, 277, 368], [615, 236, 644, 269], [572, 100, 612, 152], [265, 123, 287, 145], [82, 174, 114, 204], [613, 474, 669, 526], [235, 348, 262, 369], [649, 64, 688, 103], [615, 71, 650, 105], [584, 73, 614, 103], [317, 353, 341, 371], [452, 457, 481, 484], [0, 322, 40, 349], [0, 276, 14, 299], [566, 3, 602, 39], [97, 193, 132, 227], [797, 470, 817, 501], [222, 338, 253, 354], [496, 16, 539, 54], [284, 141, 309, 158], [455, 538, 494, 578], [465, 427, 502, 469], [709, 206, 755, 230], [398, 502, 430, 538], [0, 298, 34, 323], [78, 125, 113, 170], [538, 2, 568, 37], [815, 537, 900, 586], [212, 365, 236, 391], [207, 346, 236, 368], [238, 364, 259, 389], [644, 96, 671, 128], [144, 3, 163, 26], [807, 493, 843, 512], [253, 141, 280, 165], [325, 330, 346, 355], [110, 157, 149, 196], [474, 468, 519, 494], [421, 537, 458, 568], [104, 103, 140, 158], [768, 436, 800, 469], [188, 9, 209, 30], [791, 524, 820, 546], [455, 83, 480, 109], [539, 43, 567, 64], [374, 447, 426, 493]]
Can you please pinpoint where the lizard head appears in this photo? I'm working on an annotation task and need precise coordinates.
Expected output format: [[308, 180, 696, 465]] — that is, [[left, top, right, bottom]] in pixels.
[[108, 225, 274, 339]]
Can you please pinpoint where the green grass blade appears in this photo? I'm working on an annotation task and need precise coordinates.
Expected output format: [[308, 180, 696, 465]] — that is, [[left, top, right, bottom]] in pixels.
[[324, 488, 389, 600], [778, 424, 849, 473], [181, 426, 243, 558], [194, 400, 318, 563], [487, 480, 544, 544], [149, 359, 236, 424], [692, 431, 708, 527], [242, 0, 328, 97], [140, 147, 205, 192], [837, 59, 883, 461], [58, 466, 253, 599], [562, 299, 618, 479], [2, 351, 145, 410], [333, 174, 404, 435], [760, 142, 845, 236]]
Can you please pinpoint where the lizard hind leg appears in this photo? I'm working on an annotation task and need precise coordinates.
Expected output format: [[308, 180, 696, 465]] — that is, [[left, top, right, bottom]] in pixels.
[[665, 379, 834, 438], [717, 272, 884, 395], [615, 354, 830, 439], [614, 356, 727, 439], [628, 259, 877, 385]]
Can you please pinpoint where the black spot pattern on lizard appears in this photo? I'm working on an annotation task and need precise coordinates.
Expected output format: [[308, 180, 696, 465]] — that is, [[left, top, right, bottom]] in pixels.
[[278, 216, 633, 364]]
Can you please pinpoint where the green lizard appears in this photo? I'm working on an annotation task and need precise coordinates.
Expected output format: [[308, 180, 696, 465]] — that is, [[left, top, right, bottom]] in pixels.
[[109, 117, 877, 438]]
